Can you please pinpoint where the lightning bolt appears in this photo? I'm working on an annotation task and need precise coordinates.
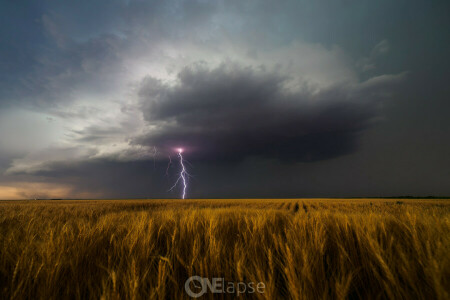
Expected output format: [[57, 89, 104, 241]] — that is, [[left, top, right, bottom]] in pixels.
[[151, 146, 158, 169], [169, 148, 189, 199], [165, 155, 172, 177]]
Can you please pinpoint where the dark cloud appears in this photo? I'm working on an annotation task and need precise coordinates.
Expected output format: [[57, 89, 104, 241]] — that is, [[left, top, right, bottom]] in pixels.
[[135, 63, 399, 162]]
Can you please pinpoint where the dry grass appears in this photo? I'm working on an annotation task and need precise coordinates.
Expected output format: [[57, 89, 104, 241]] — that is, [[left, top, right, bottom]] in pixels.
[[0, 198, 449, 299]]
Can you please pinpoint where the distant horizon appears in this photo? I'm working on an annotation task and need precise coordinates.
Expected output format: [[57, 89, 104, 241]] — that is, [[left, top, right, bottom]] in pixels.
[[2, 196, 449, 201]]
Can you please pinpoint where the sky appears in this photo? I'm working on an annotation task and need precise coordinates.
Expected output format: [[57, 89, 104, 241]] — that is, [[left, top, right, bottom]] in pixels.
[[0, 0, 449, 199]]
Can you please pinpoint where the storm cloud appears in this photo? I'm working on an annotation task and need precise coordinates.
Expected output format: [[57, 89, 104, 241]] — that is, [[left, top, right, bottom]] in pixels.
[[0, 0, 449, 199], [136, 63, 402, 162]]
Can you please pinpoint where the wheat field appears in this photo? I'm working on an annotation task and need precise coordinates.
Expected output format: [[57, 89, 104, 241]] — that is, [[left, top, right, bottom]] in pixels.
[[0, 198, 448, 299]]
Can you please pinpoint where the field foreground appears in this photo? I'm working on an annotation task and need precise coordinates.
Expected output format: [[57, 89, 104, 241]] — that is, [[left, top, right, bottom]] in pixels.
[[0, 198, 449, 299]]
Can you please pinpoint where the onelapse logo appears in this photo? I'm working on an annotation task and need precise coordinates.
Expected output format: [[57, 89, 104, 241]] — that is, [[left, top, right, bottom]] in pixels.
[[184, 276, 265, 298], [185, 276, 206, 298]]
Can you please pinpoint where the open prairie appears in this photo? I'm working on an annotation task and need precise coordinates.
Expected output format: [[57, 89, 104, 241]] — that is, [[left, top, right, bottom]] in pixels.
[[0, 198, 449, 299]]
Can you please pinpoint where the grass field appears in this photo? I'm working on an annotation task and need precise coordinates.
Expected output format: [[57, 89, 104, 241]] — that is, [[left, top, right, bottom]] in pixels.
[[0, 198, 449, 299]]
